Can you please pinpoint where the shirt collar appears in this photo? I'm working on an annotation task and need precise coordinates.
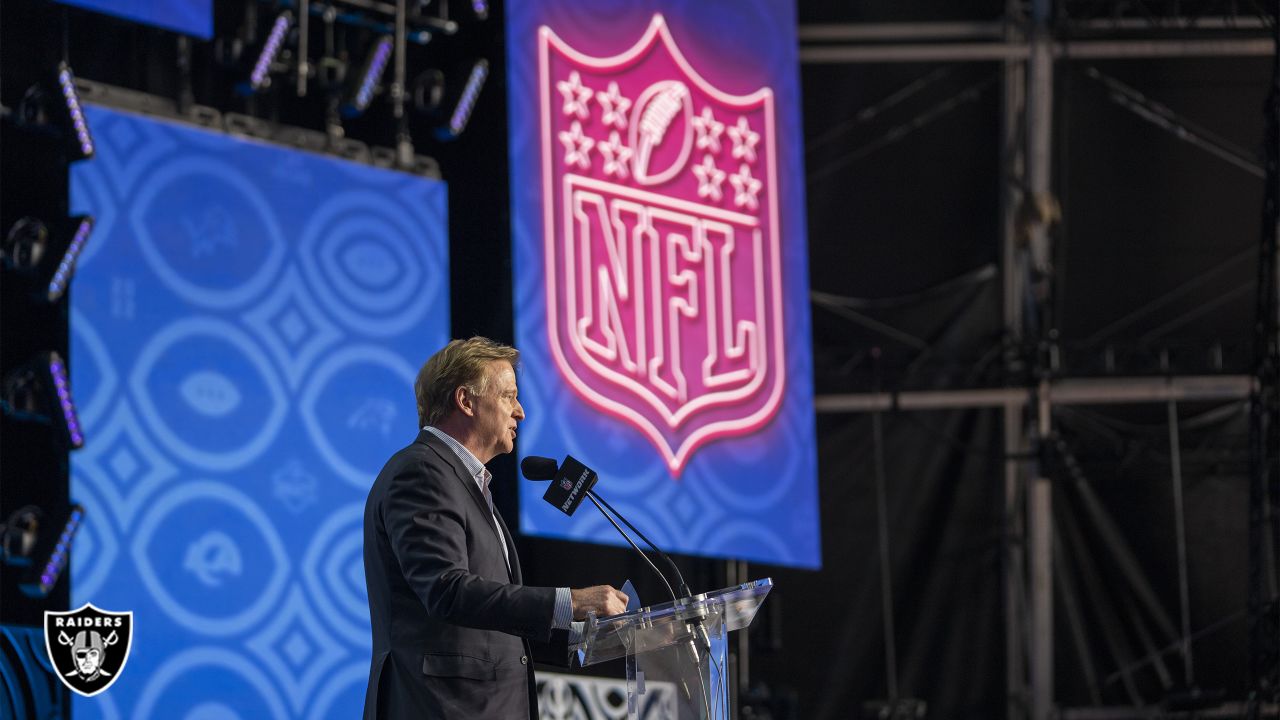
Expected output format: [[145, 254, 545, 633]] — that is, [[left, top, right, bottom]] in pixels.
[[423, 425, 490, 490]]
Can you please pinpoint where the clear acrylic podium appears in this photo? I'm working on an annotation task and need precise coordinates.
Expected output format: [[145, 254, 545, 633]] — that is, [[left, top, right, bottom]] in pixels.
[[576, 578, 773, 720]]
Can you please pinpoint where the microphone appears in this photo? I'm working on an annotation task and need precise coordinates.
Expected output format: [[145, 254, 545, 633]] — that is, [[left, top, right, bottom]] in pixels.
[[521, 455, 691, 601], [519, 455, 558, 481]]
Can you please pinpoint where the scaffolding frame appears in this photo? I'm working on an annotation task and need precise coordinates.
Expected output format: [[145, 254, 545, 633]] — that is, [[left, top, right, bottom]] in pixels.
[[800, 4, 1278, 719]]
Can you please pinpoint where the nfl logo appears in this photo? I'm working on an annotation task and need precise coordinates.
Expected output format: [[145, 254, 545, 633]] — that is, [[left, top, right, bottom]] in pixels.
[[539, 15, 785, 475], [560, 477, 574, 491]]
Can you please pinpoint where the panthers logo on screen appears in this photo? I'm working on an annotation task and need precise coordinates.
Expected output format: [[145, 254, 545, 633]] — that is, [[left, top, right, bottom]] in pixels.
[[538, 14, 785, 475]]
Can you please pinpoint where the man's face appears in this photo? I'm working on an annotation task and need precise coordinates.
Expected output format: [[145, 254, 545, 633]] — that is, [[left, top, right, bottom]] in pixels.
[[76, 648, 101, 675], [466, 360, 524, 462]]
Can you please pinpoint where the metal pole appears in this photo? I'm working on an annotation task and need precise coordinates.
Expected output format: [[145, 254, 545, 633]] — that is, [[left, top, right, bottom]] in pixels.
[[798, 38, 1273, 64], [813, 375, 1254, 413], [393, 0, 411, 165], [1001, 3, 1030, 713], [1167, 399, 1196, 686], [297, 0, 310, 96], [1031, 381, 1054, 720], [872, 405, 899, 700]]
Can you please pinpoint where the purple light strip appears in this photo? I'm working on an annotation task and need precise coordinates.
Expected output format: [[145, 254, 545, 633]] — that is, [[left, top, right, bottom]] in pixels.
[[57, 63, 94, 157], [251, 12, 292, 90], [47, 217, 93, 302], [48, 352, 83, 448], [448, 60, 489, 137], [37, 508, 83, 594], [355, 37, 393, 111]]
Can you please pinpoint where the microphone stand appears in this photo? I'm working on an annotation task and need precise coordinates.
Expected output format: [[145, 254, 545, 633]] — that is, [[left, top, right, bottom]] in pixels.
[[583, 493, 677, 603], [582, 490, 712, 718], [586, 488, 692, 598]]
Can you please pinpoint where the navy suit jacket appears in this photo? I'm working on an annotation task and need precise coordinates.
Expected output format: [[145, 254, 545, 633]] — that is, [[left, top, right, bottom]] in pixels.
[[362, 430, 568, 719]]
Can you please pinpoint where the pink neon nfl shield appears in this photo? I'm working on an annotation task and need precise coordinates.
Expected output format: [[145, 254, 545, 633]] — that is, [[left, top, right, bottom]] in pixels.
[[539, 15, 785, 475]]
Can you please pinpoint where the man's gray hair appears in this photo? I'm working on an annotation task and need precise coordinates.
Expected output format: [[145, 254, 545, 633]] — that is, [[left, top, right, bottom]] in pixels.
[[415, 337, 519, 427]]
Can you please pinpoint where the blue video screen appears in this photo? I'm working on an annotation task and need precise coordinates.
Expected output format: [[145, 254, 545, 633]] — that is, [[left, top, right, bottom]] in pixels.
[[68, 105, 449, 717], [506, 0, 821, 569], [55, 0, 212, 39]]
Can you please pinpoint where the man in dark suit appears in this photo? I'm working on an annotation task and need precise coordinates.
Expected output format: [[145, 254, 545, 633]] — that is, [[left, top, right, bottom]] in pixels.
[[362, 337, 628, 719]]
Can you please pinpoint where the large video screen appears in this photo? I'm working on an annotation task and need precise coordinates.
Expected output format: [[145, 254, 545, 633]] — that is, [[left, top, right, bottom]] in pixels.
[[69, 105, 449, 718], [507, 1, 820, 569], [55, 0, 212, 39]]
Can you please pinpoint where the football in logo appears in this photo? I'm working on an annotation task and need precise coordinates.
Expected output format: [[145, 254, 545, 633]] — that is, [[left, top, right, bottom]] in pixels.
[[44, 603, 134, 697], [539, 15, 785, 475]]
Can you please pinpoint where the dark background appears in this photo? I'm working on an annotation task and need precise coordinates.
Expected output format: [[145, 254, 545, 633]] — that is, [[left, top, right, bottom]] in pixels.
[[1, 0, 1268, 717]]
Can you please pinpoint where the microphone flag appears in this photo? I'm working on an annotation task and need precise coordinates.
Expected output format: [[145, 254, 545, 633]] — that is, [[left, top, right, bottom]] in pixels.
[[542, 455, 598, 516]]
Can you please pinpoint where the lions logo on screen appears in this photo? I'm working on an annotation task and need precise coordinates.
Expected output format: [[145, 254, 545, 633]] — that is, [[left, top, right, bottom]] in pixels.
[[43, 603, 133, 697], [539, 14, 784, 475]]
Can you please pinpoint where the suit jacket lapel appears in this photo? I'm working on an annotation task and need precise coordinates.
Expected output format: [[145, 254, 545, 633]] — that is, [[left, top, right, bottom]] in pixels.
[[417, 431, 506, 558], [493, 506, 521, 584]]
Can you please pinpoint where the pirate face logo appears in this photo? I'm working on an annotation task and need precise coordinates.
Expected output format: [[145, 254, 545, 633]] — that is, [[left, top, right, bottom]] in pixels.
[[44, 603, 133, 696]]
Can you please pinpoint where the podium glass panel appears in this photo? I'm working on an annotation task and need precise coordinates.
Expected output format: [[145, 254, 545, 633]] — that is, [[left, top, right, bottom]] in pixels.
[[576, 579, 772, 720]]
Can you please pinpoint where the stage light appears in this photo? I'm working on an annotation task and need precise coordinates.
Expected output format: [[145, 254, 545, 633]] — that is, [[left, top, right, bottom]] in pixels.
[[470, 0, 489, 21], [14, 64, 95, 159], [411, 68, 446, 116], [249, 10, 293, 91], [46, 217, 92, 303], [55, 63, 94, 158], [2, 351, 85, 449], [17, 504, 85, 599], [3, 216, 93, 304], [47, 353, 84, 449], [436, 59, 488, 140], [342, 35, 393, 118]]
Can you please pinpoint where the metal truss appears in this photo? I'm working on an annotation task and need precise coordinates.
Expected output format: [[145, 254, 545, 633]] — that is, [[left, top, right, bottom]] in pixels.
[[800, 2, 1280, 718]]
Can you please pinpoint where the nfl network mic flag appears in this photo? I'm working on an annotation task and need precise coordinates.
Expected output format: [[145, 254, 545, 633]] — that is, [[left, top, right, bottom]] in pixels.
[[508, 1, 820, 569]]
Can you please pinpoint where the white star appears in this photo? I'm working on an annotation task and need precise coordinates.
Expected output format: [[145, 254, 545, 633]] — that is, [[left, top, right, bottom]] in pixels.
[[692, 154, 726, 202], [692, 107, 724, 153], [598, 131, 633, 179], [557, 71, 593, 120], [727, 116, 760, 163], [558, 121, 594, 170], [595, 82, 631, 130], [729, 164, 762, 210]]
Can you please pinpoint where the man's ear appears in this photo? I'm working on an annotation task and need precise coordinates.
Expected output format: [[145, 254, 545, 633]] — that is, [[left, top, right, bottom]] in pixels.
[[454, 385, 475, 417]]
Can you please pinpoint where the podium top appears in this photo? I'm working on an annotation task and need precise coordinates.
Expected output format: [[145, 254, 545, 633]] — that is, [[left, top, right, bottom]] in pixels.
[[577, 578, 772, 667]]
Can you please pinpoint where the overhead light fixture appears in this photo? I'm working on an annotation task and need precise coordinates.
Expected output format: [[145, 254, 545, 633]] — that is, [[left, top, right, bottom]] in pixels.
[[14, 63, 95, 159], [248, 10, 293, 92], [434, 59, 488, 140], [46, 217, 92, 303], [2, 351, 85, 449], [55, 63, 94, 158], [342, 35, 393, 118], [16, 504, 85, 599], [3, 216, 94, 304]]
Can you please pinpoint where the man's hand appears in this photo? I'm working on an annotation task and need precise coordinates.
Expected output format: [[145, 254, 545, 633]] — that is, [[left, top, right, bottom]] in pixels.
[[571, 585, 629, 620]]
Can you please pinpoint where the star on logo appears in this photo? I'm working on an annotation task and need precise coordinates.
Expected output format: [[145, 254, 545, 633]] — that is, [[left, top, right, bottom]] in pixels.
[[692, 154, 726, 202], [692, 107, 724, 153], [558, 121, 594, 170], [598, 131, 634, 179], [557, 71, 594, 120], [595, 82, 632, 130], [727, 116, 760, 163], [729, 164, 762, 210]]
